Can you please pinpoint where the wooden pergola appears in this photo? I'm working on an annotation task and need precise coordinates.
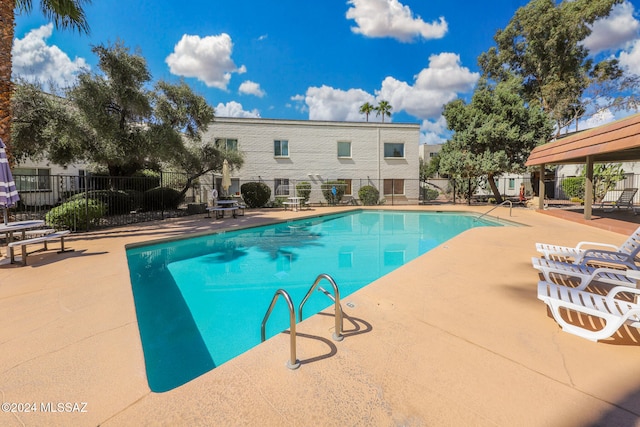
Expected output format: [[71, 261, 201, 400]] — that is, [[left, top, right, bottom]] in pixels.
[[525, 112, 640, 219]]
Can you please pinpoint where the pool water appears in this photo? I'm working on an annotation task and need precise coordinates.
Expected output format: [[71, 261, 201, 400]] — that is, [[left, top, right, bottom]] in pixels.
[[126, 210, 502, 392]]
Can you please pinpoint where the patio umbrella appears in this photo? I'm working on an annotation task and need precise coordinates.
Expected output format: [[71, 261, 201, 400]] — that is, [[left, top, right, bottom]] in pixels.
[[221, 159, 231, 196], [0, 138, 20, 225]]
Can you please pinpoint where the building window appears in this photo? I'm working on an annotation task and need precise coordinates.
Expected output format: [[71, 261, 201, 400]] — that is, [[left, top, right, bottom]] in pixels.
[[429, 152, 437, 158], [215, 138, 238, 151], [274, 178, 290, 196], [337, 179, 352, 195], [508, 178, 515, 190], [13, 168, 51, 191], [384, 143, 404, 158], [337, 141, 351, 158], [274, 140, 289, 157], [383, 179, 404, 195]]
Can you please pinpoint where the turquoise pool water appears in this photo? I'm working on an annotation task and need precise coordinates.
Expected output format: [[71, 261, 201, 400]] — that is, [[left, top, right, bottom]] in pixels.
[[126, 210, 502, 392]]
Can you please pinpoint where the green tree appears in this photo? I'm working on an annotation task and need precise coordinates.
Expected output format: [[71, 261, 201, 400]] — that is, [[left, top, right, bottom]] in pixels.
[[1, 0, 91, 160], [439, 77, 554, 203], [375, 100, 392, 123], [12, 41, 224, 186], [478, 0, 625, 134], [420, 154, 440, 180], [359, 102, 374, 122], [172, 141, 243, 201], [586, 163, 625, 202]]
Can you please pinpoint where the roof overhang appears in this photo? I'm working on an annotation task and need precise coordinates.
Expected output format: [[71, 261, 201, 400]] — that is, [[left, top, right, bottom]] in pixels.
[[525, 112, 640, 166]]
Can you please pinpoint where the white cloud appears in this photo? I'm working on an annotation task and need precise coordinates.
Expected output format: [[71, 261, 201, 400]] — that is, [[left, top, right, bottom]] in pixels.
[[239, 80, 265, 97], [294, 53, 478, 125], [581, 108, 616, 129], [166, 33, 245, 90], [12, 23, 89, 89], [346, 0, 447, 42], [619, 39, 640, 75], [294, 86, 376, 121], [420, 116, 449, 145], [377, 53, 479, 119], [215, 101, 260, 118], [583, 2, 640, 54]]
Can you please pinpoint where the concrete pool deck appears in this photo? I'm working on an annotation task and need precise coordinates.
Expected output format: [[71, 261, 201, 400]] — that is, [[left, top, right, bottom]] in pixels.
[[1, 205, 640, 426]]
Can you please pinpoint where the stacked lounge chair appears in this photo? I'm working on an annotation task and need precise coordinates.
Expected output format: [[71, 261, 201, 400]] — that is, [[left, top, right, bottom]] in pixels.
[[533, 226, 640, 341]]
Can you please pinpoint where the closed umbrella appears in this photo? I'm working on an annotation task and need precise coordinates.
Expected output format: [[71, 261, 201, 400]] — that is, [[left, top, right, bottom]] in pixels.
[[0, 138, 20, 225], [221, 159, 231, 196]]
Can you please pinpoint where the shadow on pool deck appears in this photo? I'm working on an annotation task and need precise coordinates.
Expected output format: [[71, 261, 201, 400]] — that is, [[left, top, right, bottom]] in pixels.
[[2, 205, 640, 426]]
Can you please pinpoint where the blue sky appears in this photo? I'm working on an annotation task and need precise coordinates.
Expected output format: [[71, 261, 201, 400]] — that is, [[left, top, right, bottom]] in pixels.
[[12, 0, 640, 144]]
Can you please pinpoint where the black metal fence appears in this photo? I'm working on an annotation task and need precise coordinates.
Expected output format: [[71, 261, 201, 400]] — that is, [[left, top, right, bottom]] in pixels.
[[9, 171, 639, 231], [10, 171, 203, 231]]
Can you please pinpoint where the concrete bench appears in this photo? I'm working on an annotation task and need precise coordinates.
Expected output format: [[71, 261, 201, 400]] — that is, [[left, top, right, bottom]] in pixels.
[[206, 206, 238, 219], [8, 230, 73, 266]]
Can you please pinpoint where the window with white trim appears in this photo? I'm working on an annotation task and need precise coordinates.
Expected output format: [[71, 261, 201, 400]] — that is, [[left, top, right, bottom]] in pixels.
[[337, 141, 351, 158], [274, 178, 290, 196], [274, 140, 289, 157], [13, 168, 51, 191], [215, 138, 238, 151], [337, 178, 352, 195], [383, 179, 404, 195], [384, 143, 404, 158]]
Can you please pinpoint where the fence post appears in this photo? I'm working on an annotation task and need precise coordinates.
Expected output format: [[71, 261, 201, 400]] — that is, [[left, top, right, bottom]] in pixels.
[[160, 171, 164, 220], [84, 174, 89, 232]]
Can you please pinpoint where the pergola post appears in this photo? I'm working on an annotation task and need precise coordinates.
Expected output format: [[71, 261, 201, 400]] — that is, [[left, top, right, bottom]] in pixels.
[[584, 155, 594, 220], [538, 164, 545, 210]]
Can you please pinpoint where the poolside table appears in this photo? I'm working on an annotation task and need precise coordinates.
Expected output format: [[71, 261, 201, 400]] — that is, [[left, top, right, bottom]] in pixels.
[[284, 197, 304, 212], [0, 220, 46, 258], [206, 200, 239, 219]]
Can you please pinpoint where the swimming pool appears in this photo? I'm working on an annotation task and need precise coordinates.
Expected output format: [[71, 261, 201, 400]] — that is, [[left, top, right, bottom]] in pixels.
[[126, 210, 503, 392]]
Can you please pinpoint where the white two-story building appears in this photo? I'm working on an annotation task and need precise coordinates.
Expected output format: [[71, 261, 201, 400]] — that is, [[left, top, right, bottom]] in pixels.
[[205, 117, 421, 205]]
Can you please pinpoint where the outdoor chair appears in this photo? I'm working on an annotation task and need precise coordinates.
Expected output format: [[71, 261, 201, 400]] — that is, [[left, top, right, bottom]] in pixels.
[[532, 257, 640, 290], [536, 225, 640, 269], [599, 188, 637, 212], [537, 280, 640, 342]]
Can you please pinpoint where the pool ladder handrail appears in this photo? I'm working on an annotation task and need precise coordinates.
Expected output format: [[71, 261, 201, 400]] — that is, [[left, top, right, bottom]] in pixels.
[[298, 273, 344, 342], [476, 200, 512, 221], [261, 289, 300, 370]]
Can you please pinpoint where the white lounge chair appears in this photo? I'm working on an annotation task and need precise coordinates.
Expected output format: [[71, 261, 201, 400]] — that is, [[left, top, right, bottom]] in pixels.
[[537, 280, 640, 342], [599, 188, 637, 212], [531, 257, 640, 290], [536, 225, 640, 269]]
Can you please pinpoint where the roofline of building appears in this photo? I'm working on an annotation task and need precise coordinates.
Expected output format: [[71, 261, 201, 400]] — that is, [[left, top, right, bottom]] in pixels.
[[212, 116, 421, 129]]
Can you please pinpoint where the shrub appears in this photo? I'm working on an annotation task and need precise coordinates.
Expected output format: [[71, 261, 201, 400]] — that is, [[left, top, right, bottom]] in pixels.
[[241, 182, 271, 208], [322, 180, 346, 205], [143, 187, 183, 211], [68, 189, 133, 215], [46, 199, 106, 231], [125, 189, 145, 211], [424, 188, 439, 201], [562, 177, 585, 200], [124, 170, 161, 191], [358, 185, 380, 206], [296, 181, 312, 203]]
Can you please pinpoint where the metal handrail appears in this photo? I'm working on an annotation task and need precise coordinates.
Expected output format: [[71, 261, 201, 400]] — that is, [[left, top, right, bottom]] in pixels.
[[261, 289, 300, 370], [476, 200, 513, 221], [298, 273, 344, 342]]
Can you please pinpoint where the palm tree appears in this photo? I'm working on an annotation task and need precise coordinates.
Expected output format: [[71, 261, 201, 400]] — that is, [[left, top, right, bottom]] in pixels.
[[0, 0, 90, 160], [375, 100, 392, 123], [359, 102, 374, 122]]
